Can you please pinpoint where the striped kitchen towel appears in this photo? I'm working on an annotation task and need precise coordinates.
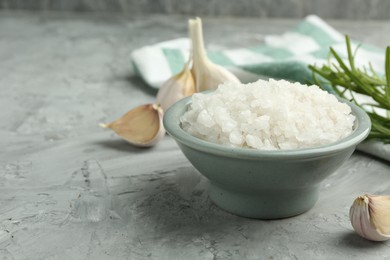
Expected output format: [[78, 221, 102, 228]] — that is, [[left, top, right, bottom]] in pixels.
[[131, 15, 384, 89], [131, 15, 389, 162]]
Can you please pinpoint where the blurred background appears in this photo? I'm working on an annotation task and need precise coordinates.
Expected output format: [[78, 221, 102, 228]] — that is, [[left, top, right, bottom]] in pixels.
[[0, 0, 389, 20]]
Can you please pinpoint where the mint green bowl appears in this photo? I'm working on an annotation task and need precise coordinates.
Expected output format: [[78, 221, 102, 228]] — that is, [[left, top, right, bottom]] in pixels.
[[163, 94, 371, 219]]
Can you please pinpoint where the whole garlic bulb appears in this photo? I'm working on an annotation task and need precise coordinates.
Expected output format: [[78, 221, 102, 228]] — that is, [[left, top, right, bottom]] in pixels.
[[349, 194, 390, 241], [156, 59, 195, 111], [189, 17, 240, 92]]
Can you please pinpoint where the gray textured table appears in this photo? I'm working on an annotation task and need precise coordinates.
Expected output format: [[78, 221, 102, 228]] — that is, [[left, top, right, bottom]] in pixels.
[[1, 12, 390, 259]]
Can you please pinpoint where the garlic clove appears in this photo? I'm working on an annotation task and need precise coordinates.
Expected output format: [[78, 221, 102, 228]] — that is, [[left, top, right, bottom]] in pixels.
[[189, 17, 240, 92], [156, 59, 195, 111], [100, 104, 165, 147], [349, 194, 390, 241]]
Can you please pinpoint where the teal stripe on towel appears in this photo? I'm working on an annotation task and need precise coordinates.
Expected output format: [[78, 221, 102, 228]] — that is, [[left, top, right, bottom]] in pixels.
[[249, 45, 293, 59], [292, 21, 337, 47], [241, 61, 312, 84], [311, 48, 332, 59], [162, 48, 186, 74], [207, 51, 235, 66], [241, 61, 334, 93]]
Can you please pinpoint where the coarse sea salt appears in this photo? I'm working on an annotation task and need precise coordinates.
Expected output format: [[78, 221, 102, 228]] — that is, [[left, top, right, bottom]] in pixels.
[[180, 79, 356, 150]]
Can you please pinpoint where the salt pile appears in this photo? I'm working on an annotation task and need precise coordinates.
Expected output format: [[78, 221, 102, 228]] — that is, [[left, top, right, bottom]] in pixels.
[[180, 79, 355, 150]]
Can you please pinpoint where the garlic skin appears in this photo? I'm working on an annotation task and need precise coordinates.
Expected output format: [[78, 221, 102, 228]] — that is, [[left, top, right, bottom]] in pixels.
[[156, 59, 195, 111], [100, 104, 165, 147], [189, 17, 240, 92], [349, 194, 390, 241]]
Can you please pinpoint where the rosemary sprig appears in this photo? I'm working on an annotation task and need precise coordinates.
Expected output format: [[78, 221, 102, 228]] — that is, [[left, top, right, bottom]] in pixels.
[[309, 35, 390, 143]]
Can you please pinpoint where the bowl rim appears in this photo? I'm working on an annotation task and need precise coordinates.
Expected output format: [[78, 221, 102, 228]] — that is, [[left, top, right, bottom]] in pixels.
[[163, 91, 372, 160]]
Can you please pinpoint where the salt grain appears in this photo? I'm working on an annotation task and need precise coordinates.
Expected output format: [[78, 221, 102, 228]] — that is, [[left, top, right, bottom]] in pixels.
[[180, 79, 356, 150]]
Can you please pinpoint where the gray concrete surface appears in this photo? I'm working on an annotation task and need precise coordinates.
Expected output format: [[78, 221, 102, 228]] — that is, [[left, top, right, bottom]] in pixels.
[[0, 12, 390, 259]]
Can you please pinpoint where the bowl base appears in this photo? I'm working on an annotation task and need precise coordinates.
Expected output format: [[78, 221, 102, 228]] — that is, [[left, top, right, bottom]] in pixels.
[[209, 183, 319, 219]]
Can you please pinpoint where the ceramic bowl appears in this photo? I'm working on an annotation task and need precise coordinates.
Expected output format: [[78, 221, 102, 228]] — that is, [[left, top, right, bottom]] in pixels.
[[163, 94, 371, 219]]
